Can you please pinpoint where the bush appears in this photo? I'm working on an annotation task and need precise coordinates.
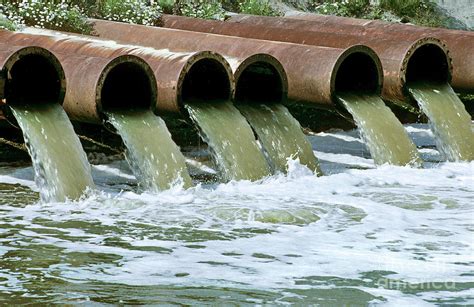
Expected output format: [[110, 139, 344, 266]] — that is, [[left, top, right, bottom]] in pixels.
[[0, 13, 17, 31], [238, 0, 281, 17], [311, 0, 383, 19], [178, 0, 225, 20], [100, 0, 162, 25], [156, 0, 175, 14], [0, 0, 93, 34], [379, 0, 448, 27]]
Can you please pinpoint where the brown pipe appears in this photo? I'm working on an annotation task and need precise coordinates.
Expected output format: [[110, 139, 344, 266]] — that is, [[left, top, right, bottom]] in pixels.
[[226, 14, 471, 93], [0, 44, 67, 127], [0, 44, 66, 105], [233, 53, 288, 104], [159, 14, 452, 105], [92, 19, 382, 107], [0, 30, 234, 119]]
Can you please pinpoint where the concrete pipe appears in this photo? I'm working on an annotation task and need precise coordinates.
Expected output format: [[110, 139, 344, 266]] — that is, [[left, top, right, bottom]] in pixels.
[[91, 19, 382, 108]]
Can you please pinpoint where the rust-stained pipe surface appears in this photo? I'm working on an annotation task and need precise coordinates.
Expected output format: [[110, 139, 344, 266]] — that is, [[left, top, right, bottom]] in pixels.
[[225, 14, 471, 93], [0, 44, 66, 106], [233, 53, 288, 104], [92, 19, 382, 108], [0, 30, 234, 120], [0, 44, 66, 126], [159, 14, 452, 105]]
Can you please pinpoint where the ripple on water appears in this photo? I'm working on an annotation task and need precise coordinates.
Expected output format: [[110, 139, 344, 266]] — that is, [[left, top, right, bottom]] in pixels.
[[0, 124, 473, 305]]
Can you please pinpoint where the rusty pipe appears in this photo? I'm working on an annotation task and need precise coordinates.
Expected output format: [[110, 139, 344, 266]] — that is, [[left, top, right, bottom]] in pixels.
[[233, 53, 288, 104], [0, 30, 234, 119], [226, 13, 471, 93], [0, 44, 66, 106], [159, 14, 452, 105], [91, 19, 382, 108], [0, 44, 66, 127]]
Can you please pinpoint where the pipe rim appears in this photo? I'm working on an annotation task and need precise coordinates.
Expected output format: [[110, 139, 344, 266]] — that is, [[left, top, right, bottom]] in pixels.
[[176, 50, 234, 110], [3, 46, 66, 105], [233, 53, 288, 104], [1, 46, 66, 128], [95, 54, 158, 120], [331, 44, 383, 99], [400, 37, 453, 91]]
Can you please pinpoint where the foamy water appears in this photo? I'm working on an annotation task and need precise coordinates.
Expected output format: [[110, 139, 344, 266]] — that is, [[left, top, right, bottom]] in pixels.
[[0, 124, 472, 305]]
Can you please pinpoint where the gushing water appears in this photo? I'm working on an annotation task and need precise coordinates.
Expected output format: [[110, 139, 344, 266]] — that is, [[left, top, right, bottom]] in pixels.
[[409, 82, 474, 161], [10, 103, 94, 202], [338, 93, 422, 166], [0, 123, 472, 305], [238, 103, 322, 174], [107, 110, 192, 191], [185, 101, 270, 181]]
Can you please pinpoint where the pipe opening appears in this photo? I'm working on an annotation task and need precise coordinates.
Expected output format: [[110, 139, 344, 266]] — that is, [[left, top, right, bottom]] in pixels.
[[181, 58, 231, 104], [334, 52, 380, 94], [100, 61, 155, 112], [406, 44, 450, 85], [235, 61, 284, 104], [5, 52, 63, 106]]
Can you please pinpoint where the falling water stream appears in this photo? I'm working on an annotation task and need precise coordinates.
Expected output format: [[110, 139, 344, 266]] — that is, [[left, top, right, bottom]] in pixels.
[[185, 101, 271, 181], [106, 110, 192, 191], [409, 82, 474, 161], [337, 93, 422, 166], [237, 103, 322, 174], [9, 103, 94, 202]]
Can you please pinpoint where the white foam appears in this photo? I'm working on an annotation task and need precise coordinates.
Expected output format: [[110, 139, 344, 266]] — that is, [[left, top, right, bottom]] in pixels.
[[0, 124, 472, 305]]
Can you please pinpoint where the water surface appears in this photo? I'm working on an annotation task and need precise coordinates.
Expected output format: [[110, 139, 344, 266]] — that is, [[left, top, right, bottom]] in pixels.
[[0, 124, 472, 305]]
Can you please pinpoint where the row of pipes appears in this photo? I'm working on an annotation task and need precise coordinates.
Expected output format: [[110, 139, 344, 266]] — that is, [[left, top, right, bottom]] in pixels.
[[0, 13, 472, 151]]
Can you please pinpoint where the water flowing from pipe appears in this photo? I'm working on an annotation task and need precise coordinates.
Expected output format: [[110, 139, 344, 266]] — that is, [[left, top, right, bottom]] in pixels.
[[185, 101, 271, 181], [237, 103, 322, 175], [337, 94, 422, 166], [10, 103, 94, 202], [107, 110, 192, 191], [409, 82, 474, 161]]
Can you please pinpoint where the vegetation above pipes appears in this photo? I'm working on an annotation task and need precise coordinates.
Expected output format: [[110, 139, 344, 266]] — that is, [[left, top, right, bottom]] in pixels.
[[1, 0, 463, 34]]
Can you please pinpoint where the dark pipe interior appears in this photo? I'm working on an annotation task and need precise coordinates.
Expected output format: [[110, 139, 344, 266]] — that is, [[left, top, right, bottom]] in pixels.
[[235, 61, 283, 104], [101, 62, 154, 110], [406, 44, 449, 84], [181, 59, 231, 103], [335, 52, 379, 94], [6, 54, 62, 105]]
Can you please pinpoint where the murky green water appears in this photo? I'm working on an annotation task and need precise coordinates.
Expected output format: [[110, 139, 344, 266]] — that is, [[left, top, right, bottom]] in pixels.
[[185, 101, 271, 181], [107, 110, 192, 191], [338, 93, 422, 166], [409, 82, 474, 161], [0, 124, 472, 305], [10, 103, 94, 202], [238, 103, 322, 175]]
